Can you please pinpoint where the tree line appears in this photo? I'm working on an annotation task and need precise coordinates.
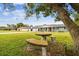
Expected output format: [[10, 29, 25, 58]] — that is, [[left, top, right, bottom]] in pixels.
[[0, 23, 30, 30]]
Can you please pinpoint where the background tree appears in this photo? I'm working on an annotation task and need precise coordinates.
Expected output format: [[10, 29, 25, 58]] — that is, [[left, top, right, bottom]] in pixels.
[[16, 23, 25, 28], [10, 24, 17, 30], [7, 24, 17, 30], [7, 24, 11, 30], [16, 23, 29, 28]]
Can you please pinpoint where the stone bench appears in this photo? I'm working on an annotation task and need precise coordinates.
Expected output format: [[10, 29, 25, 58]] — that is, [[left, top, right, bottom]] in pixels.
[[26, 39, 48, 56], [26, 38, 48, 47]]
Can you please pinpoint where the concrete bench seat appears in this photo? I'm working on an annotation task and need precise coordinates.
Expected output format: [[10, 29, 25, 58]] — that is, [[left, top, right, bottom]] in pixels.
[[26, 39, 48, 47]]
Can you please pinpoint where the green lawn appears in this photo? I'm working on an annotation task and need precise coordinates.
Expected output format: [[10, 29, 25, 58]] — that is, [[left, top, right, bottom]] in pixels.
[[0, 31, 74, 56], [52, 32, 74, 48]]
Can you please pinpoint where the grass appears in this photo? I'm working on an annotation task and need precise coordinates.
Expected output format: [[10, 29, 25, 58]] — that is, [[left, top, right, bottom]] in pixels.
[[52, 32, 74, 48], [0, 32, 41, 56], [0, 31, 74, 56]]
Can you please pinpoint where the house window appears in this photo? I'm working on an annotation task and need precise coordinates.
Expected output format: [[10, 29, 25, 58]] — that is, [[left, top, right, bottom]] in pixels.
[[31, 29, 32, 31], [49, 27, 52, 32]]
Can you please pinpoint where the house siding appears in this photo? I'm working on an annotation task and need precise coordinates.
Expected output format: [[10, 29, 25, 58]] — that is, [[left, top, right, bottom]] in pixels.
[[17, 24, 68, 32]]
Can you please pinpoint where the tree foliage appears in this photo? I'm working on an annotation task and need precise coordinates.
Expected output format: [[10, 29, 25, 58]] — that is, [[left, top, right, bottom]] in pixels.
[[16, 23, 29, 28], [24, 3, 79, 21]]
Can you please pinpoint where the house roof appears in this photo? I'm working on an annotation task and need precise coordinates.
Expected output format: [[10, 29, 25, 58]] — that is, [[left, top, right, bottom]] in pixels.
[[18, 24, 66, 29], [18, 27, 31, 29], [49, 24, 65, 27], [33, 24, 65, 28]]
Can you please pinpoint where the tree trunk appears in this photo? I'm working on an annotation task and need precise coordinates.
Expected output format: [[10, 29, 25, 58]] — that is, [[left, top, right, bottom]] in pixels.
[[52, 4, 79, 55]]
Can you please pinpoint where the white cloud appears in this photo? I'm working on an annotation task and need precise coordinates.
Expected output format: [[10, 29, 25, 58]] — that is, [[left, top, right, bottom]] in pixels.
[[11, 9, 26, 19], [16, 3, 24, 4], [2, 8, 10, 16], [3, 11, 10, 16], [0, 7, 2, 10]]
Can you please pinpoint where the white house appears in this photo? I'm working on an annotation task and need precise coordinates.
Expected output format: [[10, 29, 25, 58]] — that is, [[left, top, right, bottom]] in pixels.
[[17, 27, 32, 31], [33, 24, 68, 32], [17, 24, 68, 32], [32, 26, 38, 32]]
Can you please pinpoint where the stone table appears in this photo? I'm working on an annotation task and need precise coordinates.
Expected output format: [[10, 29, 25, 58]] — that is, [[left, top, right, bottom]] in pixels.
[[35, 32, 52, 56]]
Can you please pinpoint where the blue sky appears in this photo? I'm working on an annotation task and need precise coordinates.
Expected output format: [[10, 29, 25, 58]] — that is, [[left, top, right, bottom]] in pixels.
[[0, 3, 68, 26]]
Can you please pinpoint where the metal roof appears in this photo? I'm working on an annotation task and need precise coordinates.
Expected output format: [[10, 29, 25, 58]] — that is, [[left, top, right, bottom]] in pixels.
[[33, 24, 65, 28], [18, 24, 66, 29]]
